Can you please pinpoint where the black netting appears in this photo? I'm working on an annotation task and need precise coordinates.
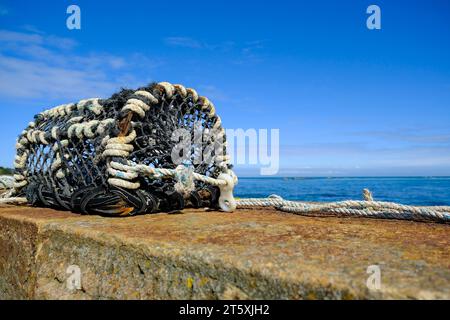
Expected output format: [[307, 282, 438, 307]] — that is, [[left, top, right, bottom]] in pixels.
[[15, 83, 230, 216]]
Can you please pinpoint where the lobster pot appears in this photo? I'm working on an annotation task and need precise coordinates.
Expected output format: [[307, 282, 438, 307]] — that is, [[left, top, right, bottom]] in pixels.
[[14, 82, 235, 216]]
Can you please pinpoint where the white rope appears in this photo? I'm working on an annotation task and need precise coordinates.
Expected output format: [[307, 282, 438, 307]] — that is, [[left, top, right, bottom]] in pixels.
[[0, 176, 14, 189], [0, 176, 23, 204], [174, 165, 196, 196], [236, 193, 450, 223], [107, 161, 238, 211], [108, 161, 230, 188], [0, 197, 27, 205]]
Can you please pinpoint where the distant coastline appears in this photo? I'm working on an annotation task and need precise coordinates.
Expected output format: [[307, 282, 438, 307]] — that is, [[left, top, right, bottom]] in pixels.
[[0, 167, 13, 175]]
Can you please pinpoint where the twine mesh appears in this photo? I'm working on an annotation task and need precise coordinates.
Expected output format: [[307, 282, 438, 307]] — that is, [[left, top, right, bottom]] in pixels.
[[13, 82, 232, 216]]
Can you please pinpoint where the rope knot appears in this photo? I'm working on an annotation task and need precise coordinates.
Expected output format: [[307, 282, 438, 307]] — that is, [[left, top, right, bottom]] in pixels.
[[363, 188, 374, 201], [174, 165, 195, 197], [268, 194, 283, 201]]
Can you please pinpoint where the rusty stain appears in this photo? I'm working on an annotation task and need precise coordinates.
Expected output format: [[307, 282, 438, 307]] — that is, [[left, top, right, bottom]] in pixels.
[[118, 112, 133, 137]]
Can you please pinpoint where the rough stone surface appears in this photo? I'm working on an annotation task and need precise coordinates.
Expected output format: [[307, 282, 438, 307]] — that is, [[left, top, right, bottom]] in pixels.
[[0, 205, 448, 300]]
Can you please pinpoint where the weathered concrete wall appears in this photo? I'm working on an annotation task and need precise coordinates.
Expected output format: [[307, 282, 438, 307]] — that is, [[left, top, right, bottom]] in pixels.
[[0, 205, 449, 300]]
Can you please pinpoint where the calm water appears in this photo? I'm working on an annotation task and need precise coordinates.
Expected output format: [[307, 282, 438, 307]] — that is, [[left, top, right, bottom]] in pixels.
[[235, 177, 450, 206]]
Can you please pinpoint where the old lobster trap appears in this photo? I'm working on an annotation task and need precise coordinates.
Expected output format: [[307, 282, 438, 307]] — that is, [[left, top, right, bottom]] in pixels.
[[13, 82, 237, 216]]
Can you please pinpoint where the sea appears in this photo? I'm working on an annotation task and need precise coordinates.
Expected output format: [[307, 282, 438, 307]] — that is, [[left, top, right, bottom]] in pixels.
[[235, 177, 450, 206]]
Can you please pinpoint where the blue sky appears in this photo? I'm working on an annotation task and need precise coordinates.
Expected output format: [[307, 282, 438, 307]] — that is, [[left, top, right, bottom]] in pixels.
[[0, 0, 449, 176]]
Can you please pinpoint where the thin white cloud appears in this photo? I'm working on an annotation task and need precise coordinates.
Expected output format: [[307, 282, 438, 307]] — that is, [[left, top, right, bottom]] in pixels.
[[164, 36, 236, 51], [198, 84, 229, 102], [0, 29, 78, 50], [21, 25, 45, 35], [0, 28, 160, 102], [165, 37, 203, 48], [348, 128, 450, 144], [0, 54, 117, 100], [233, 40, 268, 64], [164, 36, 266, 63], [164, 35, 267, 65], [0, 29, 44, 45]]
